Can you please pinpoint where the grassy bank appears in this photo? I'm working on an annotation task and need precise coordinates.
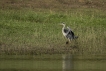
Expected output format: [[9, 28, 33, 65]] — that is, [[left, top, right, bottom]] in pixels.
[[0, 0, 106, 55]]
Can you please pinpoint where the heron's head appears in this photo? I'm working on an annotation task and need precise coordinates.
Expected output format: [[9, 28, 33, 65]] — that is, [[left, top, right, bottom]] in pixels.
[[60, 23, 65, 27]]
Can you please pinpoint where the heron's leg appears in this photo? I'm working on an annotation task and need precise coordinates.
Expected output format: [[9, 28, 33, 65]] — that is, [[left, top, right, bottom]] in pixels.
[[66, 41, 69, 44], [64, 37, 69, 44], [68, 38, 71, 43], [66, 38, 70, 44]]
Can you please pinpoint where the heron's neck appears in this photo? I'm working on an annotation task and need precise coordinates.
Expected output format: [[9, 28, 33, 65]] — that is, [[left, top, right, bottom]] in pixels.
[[62, 25, 65, 30]]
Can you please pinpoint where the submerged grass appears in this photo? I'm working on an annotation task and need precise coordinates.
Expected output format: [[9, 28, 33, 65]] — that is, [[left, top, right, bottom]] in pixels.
[[0, 0, 106, 55]]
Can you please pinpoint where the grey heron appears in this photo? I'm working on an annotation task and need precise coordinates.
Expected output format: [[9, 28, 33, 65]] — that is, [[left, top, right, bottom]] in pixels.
[[60, 23, 78, 44]]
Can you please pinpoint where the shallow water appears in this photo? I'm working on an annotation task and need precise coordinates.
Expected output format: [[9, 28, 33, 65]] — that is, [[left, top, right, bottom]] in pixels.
[[0, 54, 106, 71]]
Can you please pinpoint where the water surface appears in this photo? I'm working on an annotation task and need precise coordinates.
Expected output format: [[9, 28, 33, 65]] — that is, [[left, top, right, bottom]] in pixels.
[[0, 54, 106, 71]]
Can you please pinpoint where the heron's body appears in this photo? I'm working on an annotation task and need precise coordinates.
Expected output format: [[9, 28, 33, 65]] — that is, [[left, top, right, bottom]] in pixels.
[[62, 26, 69, 37], [61, 23, 78, 44]]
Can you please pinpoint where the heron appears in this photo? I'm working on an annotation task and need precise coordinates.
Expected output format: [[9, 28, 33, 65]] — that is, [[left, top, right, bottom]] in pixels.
[[60, 23, 78, 44]]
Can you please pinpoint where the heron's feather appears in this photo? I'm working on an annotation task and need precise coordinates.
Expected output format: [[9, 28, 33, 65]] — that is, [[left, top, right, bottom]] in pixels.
[[63, 28, 69, 33], [66, 31, 75, 40]]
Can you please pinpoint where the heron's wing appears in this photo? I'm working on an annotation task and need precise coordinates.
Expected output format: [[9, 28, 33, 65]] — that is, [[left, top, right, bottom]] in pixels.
[[67, 26, 74, 35], [69, 31, 74, 36], [66, 31, 75, 39]]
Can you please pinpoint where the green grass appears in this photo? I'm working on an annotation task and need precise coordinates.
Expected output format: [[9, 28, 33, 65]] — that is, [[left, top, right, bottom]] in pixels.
[[0, 0, 106, 55], [0, 9, 106, 55]]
